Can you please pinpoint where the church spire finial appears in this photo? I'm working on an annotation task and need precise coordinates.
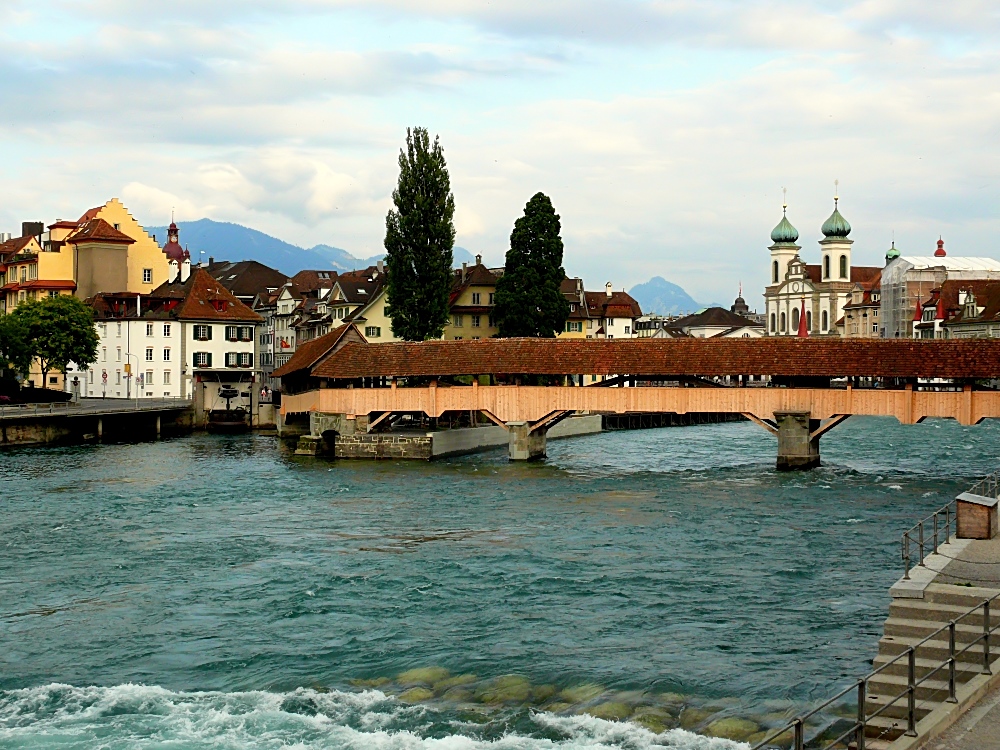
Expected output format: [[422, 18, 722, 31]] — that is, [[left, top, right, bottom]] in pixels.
[[834, 179, 839, 207]]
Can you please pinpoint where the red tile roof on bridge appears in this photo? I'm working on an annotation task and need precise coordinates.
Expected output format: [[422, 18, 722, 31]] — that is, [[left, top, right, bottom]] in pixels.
[[310, 337, 1000, 379]]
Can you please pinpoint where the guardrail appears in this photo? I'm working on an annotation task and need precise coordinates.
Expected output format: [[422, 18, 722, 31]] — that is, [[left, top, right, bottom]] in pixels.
[[0, 401, 75, 418], [751, 475, 1000, 750], [902, 500, 957, 580]]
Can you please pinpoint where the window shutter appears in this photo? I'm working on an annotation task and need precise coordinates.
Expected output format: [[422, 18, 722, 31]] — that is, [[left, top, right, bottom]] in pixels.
[[206, 353, 212, 368], [206, 326, 212, 341]]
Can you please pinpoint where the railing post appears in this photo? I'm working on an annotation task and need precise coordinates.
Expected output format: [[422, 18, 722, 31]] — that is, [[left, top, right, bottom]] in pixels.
[[793, 717, 804, 750], [933, 513, 939, 556], [945, 504, 951, 545], [906, 648, 917, 736], [918, 523, 925, 566], [984, 601, 992, 676], [948, 621, 958, 703], [903, 534, 911, 579], [856, 679, 867, 750]]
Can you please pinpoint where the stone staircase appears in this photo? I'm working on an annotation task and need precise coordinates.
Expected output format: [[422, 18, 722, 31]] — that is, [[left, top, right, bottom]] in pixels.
[[859, 582, 1000, 749]]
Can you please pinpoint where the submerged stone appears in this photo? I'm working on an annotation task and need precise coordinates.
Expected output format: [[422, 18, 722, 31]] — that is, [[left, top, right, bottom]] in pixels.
[[397, 667, 451, 685], [543, 702, 572, 713], [398, 687, 434, 703], [558, 683, 605, 704], [585, 702, 633, 721], [656, 692, 686, 706], [350, 677, 391, 689], [705, 717, 760, 741], [433, 674, 477, 693], [748, 728, 793, 748], [476, 674, 532, 704], [442, 687, 474, 703], [679, 707, 717, 729], [632, 707, 676, 734], [531, 684, 558, 703]]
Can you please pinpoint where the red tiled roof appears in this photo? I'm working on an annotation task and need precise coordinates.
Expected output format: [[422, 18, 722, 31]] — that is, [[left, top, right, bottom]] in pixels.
[[19, 280, 77, 290], [151, 268, 262, 322], [671, 307, 761, 329], [77, 207, 102, 222], [311, 337, 1000, 379], [0, 235, 37, 257], [290, 269, 338, 294], [67, 218, 135, 245], [804, 265, 881, 285], [272, 323, 363, 378], [584, 290, 642, 318]]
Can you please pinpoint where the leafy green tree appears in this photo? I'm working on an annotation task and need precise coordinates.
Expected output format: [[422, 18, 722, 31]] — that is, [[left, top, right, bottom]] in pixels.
[[0, 314, 32, 382], [384, 126, 456, 341], [11, 295, 99, 387], [493, 192, 570, 338]]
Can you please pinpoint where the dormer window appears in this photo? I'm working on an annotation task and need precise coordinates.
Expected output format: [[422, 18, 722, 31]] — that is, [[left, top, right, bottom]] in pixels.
[[214, 300, 226, 312]]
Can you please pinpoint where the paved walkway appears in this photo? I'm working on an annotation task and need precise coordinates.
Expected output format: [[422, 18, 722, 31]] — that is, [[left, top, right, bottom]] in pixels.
[[924, 683, 1000, 750], [935, 535, 1000, 588], [0, 398, 191, 420]]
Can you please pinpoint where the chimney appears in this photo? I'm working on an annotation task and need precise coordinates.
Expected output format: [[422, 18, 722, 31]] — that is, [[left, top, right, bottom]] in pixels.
[[462, 262, 468, 283], [209, 256, 214, 265], [605, 281, 613, 297], [377, 259, 384, 275], [22, 221, 44, 240], [475, 254, 482, 266], [935, 237, 946, 257]]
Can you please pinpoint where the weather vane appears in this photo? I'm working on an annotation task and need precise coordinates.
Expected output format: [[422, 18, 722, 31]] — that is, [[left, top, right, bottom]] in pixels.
[[782, 187, 787, 212], [834, 179, 839, 205]]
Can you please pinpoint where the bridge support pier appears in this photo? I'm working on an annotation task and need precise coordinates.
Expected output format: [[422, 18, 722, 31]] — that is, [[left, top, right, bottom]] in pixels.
[[97, 418, 103, 441], [507, 421, 546, 461], [775, 410, 820, 471]]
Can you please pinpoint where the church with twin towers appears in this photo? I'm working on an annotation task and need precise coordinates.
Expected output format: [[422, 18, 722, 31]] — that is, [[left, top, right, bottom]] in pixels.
[[764, 188, 882, 337]]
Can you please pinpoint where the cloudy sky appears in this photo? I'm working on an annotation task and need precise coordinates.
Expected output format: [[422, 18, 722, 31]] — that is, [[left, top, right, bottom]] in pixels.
[[2, 1, 999, 303]]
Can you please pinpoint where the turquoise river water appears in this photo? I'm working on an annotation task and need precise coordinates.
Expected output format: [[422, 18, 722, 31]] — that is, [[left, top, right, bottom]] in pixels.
[[2, 417, 999, 749]]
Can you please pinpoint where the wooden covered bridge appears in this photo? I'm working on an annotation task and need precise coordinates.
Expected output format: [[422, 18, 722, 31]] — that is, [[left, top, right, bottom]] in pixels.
[[276, 329, 1000, 468]]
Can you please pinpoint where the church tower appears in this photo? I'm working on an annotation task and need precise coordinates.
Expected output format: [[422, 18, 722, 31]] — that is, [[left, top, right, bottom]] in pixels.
[[768, 198, 800, 286], [819, 187, 852, 282]]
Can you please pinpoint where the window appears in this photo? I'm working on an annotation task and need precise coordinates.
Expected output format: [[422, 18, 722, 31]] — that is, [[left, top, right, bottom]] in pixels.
[[489, 293, 495, 305], [116, 347, 122, 361], [454, 336, 463, 340], [365, 326, 382, 338], [143, 268, 152, 284], [193, 352, 212, 367], [772, 260, 779, 284], [472, 315, 481, 328], [823, 255, 830, 279], [839, 255, 847, 279], [780, 312, 786, 332], [145, 347, 154, 361], [225, 325, 238, 341], [822, 310, 828, 331], [102, 347, 107, 362], [383, 307, 389, 317], [791, 307, 800, 331], [624, 326, 631, 334], [163, 370, 170, 385], [163, 348, 171, 361], [225, 352, 238, 368], [873, 324, 879, 334], [213, 300, 227, 312], [238, 352, 253, 368], [194, 325, 212, 341], [146, 323, 154, 336], [48, 290, 58, 298], [89, 370, 94, 384], [806, 312, 811, 331], [116, 322, 122, 336], [770, 313, 776, 332], [163, 324, 171, 336], [488, 315, 496, 327], [452, 315, 463, 327], [113, 223, 120, 230], [145, 370, 153, 386], [472, 292, 481, 304], [566, 321, 583, 333]]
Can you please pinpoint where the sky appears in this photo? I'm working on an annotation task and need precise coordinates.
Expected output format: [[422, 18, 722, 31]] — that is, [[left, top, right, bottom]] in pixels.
[[2, 1, 999, 304]]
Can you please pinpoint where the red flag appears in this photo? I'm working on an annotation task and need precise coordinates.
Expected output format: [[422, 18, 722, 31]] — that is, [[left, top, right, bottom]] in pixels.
[[797, 298, 809, 337]]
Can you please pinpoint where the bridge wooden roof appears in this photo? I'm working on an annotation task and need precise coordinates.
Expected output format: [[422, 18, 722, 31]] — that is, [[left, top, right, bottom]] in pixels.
[[310, 338, 1000, 379]]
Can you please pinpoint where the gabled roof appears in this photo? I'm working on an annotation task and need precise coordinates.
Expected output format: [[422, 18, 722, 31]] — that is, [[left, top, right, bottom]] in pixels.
[[271, 323, 364, 378], [290, 269, 338, 294], [151, 268, 262, 322], [207, 260, 288, 299], [78, 207, 102, 222], [0, 235, 39, 258], [333, 266, 385, 304], [672, 307, 762, 330], [67, 218, 135, 245], [937, 280, 1000, 325], [584, 290, 643, 319]]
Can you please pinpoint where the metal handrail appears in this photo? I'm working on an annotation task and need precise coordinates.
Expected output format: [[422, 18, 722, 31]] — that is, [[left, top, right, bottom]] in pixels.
[[902, 500, 956, 579], [752, 474, 1000, 750]]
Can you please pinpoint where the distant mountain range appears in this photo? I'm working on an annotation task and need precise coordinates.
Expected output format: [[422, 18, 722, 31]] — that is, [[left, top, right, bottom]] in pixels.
[[145, 218, 477, 276], [628, 276, 722, 316]]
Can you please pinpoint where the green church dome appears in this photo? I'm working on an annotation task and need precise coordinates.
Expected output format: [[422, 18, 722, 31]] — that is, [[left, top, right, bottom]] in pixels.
[[821, 199, 851, 238], [770, 209, 799, 244], [885, 240, 900, 262]]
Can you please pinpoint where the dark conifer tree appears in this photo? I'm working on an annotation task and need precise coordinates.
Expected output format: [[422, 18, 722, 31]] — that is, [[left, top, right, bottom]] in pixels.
[[383, 127, 456, 341], [493, 192, 570, 338]]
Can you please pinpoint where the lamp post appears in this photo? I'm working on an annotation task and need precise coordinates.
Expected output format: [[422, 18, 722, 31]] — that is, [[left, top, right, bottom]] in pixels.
[[124, 352, 139, 408]]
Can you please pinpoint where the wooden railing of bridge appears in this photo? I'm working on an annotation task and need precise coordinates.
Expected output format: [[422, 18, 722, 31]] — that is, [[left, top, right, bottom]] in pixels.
[[281, 384, 1000, 427]]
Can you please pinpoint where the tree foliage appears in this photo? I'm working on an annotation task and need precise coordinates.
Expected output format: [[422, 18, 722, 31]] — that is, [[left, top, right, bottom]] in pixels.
[[10, 295, 99, 385], [384, 126, 456, 341], [0, 314, 32, 382], [493, 192, 570, 338]]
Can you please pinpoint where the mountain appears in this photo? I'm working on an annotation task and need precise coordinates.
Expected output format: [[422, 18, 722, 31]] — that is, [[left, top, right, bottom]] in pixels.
[[146, 218, 481, 275], [628, 276, 714, 316]]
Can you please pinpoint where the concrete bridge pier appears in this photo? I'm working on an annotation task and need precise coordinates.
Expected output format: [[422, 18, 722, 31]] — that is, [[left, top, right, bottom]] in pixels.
[[774, 410, 821, 471], [507, 421, 546, 461]]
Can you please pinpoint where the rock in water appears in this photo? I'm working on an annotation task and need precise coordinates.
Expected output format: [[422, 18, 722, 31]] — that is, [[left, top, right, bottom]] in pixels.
[[398, 687, 434, 703], [433, 674, 477, 693], [585, 702, 633, 721], [631, 707, 676, 734], [397, 667, 450, 685], [558, 683, 606, 704], [475, 674, 532, 704], [705, 717, 760, 741], [679, 707, 717, 729]]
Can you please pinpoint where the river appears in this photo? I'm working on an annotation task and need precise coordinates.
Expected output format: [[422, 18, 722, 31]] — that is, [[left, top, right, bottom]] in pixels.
[[1, 417, 998, 748]]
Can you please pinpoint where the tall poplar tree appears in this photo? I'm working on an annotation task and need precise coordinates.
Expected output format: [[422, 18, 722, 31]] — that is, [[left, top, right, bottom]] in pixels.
[[493, 192, 570, 338], [384, 127, 456, 341]]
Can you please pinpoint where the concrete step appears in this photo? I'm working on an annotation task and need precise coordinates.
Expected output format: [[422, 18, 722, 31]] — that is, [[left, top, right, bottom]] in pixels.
[[883, 616, 986, 644], [867, 672, 956, 702], [872, 653, 985, 681], [922, 582, 1000, 608], [877, 634, 992, 665], [889, 599, 1000, 628], [862, 715, 910, 742], [864, 692, 936, 722]]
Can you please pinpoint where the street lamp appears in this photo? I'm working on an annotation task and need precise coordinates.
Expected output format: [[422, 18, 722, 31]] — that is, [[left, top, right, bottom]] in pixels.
[[124, 353, 139, 409]]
